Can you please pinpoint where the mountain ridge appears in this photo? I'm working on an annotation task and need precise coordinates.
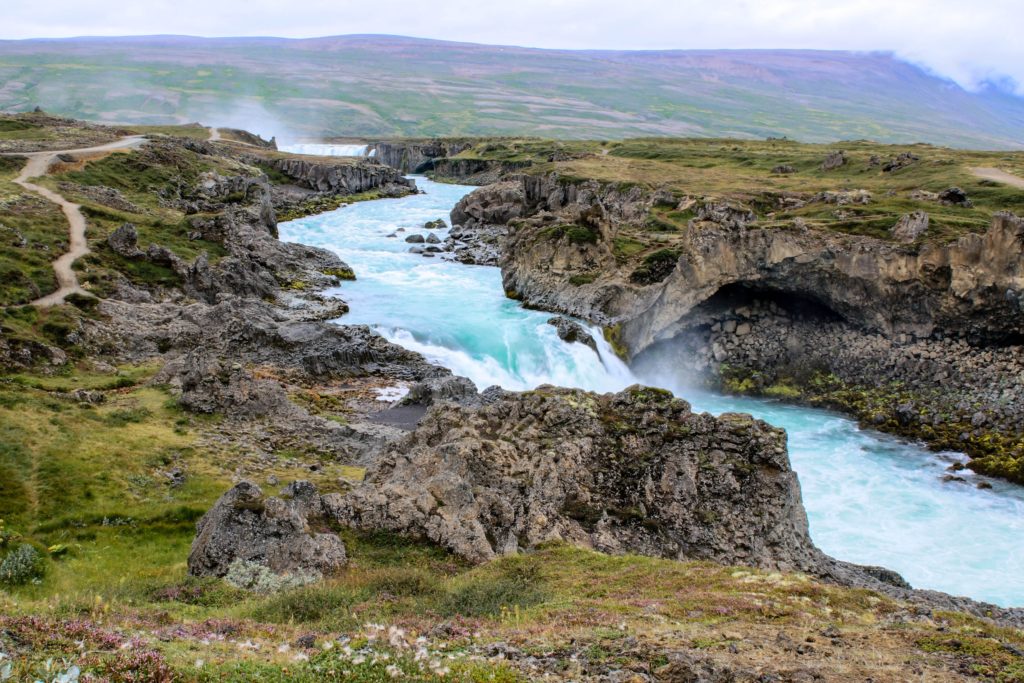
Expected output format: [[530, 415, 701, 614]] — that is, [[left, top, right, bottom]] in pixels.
[[0, 34, 1022, 148]]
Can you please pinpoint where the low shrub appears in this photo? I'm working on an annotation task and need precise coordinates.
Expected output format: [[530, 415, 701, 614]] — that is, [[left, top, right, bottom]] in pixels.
[[440, 557, 547, 617], [629, 249, 680, 285], [0, 543, 44, 585]]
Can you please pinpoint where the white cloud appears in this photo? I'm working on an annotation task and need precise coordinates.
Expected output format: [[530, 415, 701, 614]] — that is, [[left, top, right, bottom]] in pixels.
[[2, 0, 1022, 94]]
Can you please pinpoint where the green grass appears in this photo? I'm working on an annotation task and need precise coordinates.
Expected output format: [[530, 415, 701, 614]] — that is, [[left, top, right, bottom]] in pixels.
[[128, 123, 212, 140], [466, 137, 1024, 244], [0, 157, 68, 305]]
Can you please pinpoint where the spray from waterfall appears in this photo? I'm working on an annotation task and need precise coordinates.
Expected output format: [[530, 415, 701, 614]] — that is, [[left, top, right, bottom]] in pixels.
[[278, 143, 372, 157]]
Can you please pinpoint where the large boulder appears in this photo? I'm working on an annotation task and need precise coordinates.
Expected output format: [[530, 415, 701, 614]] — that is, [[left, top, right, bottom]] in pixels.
[[891, 210, 930, 242], [820, 150, 846, 171], [165, 351, 297, 418], [188, 481, 347, 578], [450, 180, 524, 227], [327, 385, 820, 571], [547, 316, 598, 353], [107, 223, 144, 258]]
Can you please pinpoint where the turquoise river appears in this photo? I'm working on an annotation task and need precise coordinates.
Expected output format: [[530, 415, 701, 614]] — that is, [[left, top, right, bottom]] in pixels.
[[280, 175, 1024, 607]]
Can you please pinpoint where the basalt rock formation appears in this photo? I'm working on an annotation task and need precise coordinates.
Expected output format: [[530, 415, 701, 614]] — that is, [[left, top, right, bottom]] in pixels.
[[188, 480, 346, 579], [370, 140, 472, 174], [330, 385, 820, 570], [323, 384, 1024, 625], [486, 175, 1024, 345], [261, 156, 415, 196], [621, 211, 1024, 351]]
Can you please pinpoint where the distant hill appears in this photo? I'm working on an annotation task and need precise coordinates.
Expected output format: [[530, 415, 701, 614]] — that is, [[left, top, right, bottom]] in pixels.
[[1, 35, 1022, 148]]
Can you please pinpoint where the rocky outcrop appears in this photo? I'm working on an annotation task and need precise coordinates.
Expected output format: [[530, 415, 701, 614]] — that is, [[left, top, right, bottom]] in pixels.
[[370, 140, 472, 174], [450, 180, 525, 226], [188, 481, 346, 578], [431, 158, 533, 184], [329, 385, 821, 571], [820, 151, 846, 170], [442, 181, 528, 265], [547, 316, 598, 353], [324, 384, 1024, 624], [502, 208, 1024, 350], [261, 157, 415, 196], [890, 210, 929, 242], [219, 128, 277, 149], [107, 223, 144, 258], [107, 296, 445, 384], [620, 212, 1024, 351], [166, 350, 299, 418]]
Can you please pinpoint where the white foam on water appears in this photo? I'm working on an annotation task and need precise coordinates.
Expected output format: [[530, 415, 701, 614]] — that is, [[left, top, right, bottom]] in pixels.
[[279, 143, 369, 157], [280, 175, 1024, 607], [374, 385, 410, 402]]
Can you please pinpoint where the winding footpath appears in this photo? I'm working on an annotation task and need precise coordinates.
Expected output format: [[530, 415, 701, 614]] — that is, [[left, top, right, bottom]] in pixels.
[[2, 136, 146, 306]]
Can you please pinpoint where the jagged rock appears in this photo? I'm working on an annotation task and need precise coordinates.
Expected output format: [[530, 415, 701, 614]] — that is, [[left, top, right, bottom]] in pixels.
[[820, 151, 846, 171], [938, 186, 973, 207], [164, 351, 296, 417], [328, 385, 821, 571], [400, 375, 482, 407], [547, 316, 598, 353], [405, 234, 425, 243], [883, 152, 920, 172], [188, 481, 346, 578], [450, 181, 524, 227], [891, 210, 930, 242], [651, 187, 676, 207], [696, 200, 756, 229], [424, 219, 446, 229], [259, 156, 415, 197], [444, 223, 507, 266], [146, 243, 185, 269], [60, 183, 141, 213], [371, 140, 472, 174], [810, 190, 871, 206], [425, 233, 441, 244], [107, 223, 144, 258]]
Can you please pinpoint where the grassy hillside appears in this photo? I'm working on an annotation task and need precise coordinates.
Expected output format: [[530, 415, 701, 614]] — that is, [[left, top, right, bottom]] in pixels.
[[0, 36, 1023, 148], [447, 136, 1024, 244]]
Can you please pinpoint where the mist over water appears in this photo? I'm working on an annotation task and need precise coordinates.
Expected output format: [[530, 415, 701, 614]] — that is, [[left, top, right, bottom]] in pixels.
[[280, 175, 1024, 607], [278, 143, 372, 157]]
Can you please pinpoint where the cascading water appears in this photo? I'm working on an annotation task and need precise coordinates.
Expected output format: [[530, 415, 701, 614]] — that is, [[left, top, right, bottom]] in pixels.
[[280, 175, 1024, 607], [278, 143, 374, 157]]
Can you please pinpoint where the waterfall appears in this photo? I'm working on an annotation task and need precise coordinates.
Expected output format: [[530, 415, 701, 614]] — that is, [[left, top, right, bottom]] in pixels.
[[278, 143, 369, 157], [276, 171, 1024, 608]]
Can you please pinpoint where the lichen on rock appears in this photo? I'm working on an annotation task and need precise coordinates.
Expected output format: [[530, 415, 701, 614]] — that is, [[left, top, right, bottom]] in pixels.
[[187, 480, 347, 580]]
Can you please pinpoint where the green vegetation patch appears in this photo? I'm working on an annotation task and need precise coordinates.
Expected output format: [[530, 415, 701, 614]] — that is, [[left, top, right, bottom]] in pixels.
[[629, 249, 680, 285]]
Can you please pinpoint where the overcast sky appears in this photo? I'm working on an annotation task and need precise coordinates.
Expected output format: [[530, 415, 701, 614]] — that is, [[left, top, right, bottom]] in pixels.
[[3, 0, 1022, 94]]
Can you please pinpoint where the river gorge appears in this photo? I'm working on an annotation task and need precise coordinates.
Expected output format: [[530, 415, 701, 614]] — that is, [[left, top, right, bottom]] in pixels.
[[279, 173, 1024, 607]]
